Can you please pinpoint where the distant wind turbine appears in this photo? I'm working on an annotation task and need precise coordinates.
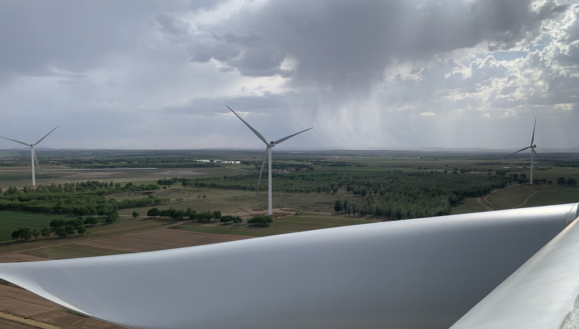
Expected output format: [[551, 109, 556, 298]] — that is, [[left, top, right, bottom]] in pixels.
[[227, 106, 312, 215], [507, 118, 538, 185], [0, 126, 59, 187]]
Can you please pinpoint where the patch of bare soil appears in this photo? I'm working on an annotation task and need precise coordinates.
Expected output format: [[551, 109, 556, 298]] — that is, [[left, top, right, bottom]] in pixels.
[[159, 170, 206, 175], [0, 317, 40, 329], [75, 228, 252, 253], [0, 285, 123, 329], [0, 254, 49, 264]]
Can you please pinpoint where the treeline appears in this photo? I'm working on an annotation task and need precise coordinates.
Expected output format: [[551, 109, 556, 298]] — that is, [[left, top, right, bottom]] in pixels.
[[146, 207, 271, 226], [557, 177, 578, 186], [0, 181, 168, 216], [11, 213, 117, 242]]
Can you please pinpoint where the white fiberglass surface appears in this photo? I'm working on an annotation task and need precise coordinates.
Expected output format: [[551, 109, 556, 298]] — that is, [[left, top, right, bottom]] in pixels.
[[0, 203, 577, 329]]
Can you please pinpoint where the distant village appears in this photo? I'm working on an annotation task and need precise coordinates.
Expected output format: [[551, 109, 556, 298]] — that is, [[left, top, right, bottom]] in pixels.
[[196, 159, 312, 173]]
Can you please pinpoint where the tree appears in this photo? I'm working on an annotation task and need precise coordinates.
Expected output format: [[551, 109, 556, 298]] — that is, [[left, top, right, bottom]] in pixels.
[[55, 227, 67, 238], [220, 215, 233, 224], [232, 216, 243, 225], [105, 211, 119, 224], [11, 230, 20, 241], [247, 215, 272, 227], [41, 228, 51, 238], [50, 219, 65, 229], [212, 211, 222, 221], [567, 177, 577, 186], [77, 226, 87, 236], [334, 200, 343, 213], [31, 229, 40, 240], [64, 225, 75, 237], [557, 177, 566, 185], [84, 217, 98, 227], [147, 208, 159, 217], [132, 211, 139, 218]]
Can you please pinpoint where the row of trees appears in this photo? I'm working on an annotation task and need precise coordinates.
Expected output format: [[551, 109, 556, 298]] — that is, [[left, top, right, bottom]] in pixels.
[[147, 207, 222, 222], [146, 207, 271, 226], [0, 181, 169, 216], [247, 215, 272, 227], [557, 177, 578, 186], [12, 211, 123, 243]]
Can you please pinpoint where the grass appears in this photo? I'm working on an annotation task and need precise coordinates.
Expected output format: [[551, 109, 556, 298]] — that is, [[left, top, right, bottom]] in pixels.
[[487, 185, 535, 209], [0, 211, 73, 242], [172, 214, 375, 237], [451, 198, 488, 215], [487, 184, 579, 210], [23, 244, 127, 260]]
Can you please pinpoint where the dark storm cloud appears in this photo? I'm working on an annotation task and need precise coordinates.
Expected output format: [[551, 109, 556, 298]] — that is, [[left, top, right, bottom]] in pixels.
[[186, 0, 567, 89]]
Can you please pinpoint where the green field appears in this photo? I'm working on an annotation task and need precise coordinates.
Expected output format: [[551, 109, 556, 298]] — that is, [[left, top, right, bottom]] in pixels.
[[0, 211, 74, 242], [172, 214, 375, 237], [488, 185, 579, 210]]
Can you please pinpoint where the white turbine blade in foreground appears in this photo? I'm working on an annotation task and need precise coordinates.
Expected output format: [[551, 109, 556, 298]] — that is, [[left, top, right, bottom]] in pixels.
[[33, 148, 41, 174], [451, 204, 579, 329], [532, 149, 539, 159], [33, 126, 59, 146], [507, 146, 530, 156], [227, 106, 268, 145], [0, 203, 577, 329], [0, 136, 30, 147], [530, 117, 536, 146], [273, 127, 313, 145], [255, 148, 268, 196]]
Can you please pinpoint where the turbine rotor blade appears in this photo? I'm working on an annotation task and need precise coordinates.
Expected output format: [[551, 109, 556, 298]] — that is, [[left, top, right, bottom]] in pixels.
[[273, 127, 313, 145], [507, 146, 531, 157], [532, 148, 539, 159], [33, 148, 42, 174], [0, 136, 30, 147], [255, 147, 268, 197], [34, 126, 59, 146], [227, 106, 268, 145], [530, 117, 536, 146]]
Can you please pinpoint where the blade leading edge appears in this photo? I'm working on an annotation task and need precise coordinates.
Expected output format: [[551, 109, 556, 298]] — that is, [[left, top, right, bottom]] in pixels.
[[34, 126, 59, 146], [33, 148, 41, 174], [273, 127, 313, 145], [255, 147, 268, 197], [530, 117, 536, 146], [0, 136, 30, 147], [227, 106, 268, 145], [507, 146, 531, 157], [532, 148, 539, 159]]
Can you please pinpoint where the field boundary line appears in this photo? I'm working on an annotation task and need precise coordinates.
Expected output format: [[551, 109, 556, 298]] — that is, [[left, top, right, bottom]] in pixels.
[[0, 221, 188, 257], [0, 311, 61, 329], [512, 186, 537, 209]]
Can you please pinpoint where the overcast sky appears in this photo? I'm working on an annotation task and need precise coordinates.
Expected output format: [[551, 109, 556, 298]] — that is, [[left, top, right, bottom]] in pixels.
[[0, 0, 578, 150]]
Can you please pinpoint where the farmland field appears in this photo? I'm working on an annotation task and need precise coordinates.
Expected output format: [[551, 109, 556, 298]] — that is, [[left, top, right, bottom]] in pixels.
[[0, 148, 578, 329], [0, 211, 73, 242]]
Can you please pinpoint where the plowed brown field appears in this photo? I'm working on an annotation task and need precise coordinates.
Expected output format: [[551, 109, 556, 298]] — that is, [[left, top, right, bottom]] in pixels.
[[76, 228, 252, 252]]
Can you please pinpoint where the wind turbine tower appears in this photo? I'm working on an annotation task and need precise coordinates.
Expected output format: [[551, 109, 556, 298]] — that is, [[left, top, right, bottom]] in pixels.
[[507, 118, 539, 185], [228, 106, 312, 215], [0, 126, 59, 187]]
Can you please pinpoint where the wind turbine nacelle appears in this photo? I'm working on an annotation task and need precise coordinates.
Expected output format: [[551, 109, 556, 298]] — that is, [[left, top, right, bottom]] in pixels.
[[270, 141, 275, 147]]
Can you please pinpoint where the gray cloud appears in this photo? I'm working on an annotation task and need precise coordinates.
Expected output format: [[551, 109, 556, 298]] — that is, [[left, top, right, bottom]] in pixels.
[[1, 0, 578, 150]]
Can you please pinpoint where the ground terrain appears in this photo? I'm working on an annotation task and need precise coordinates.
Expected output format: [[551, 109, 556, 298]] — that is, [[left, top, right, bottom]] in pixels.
[[0, 149, 578, 328]]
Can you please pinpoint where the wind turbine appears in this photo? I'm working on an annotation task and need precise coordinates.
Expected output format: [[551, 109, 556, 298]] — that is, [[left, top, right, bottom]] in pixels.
[[0, 126, 59, 187], [507, 118, 538, 185], [227, 106, 312, 215]]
